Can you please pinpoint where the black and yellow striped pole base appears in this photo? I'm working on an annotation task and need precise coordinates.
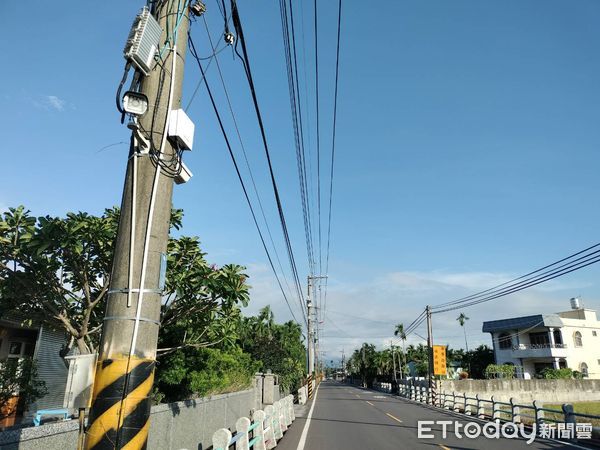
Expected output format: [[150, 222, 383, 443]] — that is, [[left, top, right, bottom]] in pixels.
[[307, 374, 313, 400], [85, 357, 155, 450]]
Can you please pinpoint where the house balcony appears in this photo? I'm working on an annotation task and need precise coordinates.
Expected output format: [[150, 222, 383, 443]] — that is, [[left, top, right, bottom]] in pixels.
[[507, 343, 569, 359]]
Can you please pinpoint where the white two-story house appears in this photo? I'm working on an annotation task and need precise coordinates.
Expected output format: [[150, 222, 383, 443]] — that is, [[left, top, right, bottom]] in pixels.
[[482, 299, 600, 379]]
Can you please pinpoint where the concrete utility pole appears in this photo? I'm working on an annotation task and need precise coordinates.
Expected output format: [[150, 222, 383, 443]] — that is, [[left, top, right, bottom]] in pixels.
[[307, 277, 314, 375], [85, 2, 190, 449], [426, 305, 433, 392], [391, 341, 397, 382], [306, 275, 327, 376]]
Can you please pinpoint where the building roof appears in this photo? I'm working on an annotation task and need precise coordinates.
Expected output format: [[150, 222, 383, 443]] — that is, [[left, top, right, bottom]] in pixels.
[[482, 314, 563, 333]]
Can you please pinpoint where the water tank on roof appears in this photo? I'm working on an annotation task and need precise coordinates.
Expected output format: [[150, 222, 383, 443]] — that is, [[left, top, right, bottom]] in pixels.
[[570, 297, 581, 310]]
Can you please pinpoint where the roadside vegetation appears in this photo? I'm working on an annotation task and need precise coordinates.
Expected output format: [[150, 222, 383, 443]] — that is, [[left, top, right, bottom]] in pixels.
[[0, 206, 306, 405], [345, 341, 494, 386]]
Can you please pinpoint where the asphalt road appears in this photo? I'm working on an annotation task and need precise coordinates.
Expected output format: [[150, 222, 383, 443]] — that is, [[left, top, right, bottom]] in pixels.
[[276, 381, 588, 450]]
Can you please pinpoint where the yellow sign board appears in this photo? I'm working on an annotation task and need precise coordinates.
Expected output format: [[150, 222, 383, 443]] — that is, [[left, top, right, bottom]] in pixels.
[[432, 345, 447, 376]]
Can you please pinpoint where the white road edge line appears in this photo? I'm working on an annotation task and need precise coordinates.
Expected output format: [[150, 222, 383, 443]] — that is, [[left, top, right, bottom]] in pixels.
[[296, 383, 320, 450]]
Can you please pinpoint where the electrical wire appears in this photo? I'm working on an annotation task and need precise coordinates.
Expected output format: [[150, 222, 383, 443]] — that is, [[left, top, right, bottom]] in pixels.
[[434, 242, 600, 310], [229, 0, 306, 313], [187, 34, 306, 326], [314, 0, 322, 280], [198, 15, 300, 317], [278, 0, 316, 279], [322, 0, 343, 315], [433, 249, 600, 314]]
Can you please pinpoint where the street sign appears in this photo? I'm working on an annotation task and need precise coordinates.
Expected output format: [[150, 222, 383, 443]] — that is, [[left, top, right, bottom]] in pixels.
[[432, 345, 447, 376]]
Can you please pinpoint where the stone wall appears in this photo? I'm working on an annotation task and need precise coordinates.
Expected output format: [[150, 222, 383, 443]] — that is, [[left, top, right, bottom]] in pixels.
[[438, 379, 600, 404]]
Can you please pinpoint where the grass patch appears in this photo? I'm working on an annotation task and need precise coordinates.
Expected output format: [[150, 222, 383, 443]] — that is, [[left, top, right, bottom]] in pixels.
[[545, 402, 600, 427]]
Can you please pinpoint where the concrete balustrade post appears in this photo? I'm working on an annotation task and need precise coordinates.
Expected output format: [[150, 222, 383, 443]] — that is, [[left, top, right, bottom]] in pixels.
[[282, 397, 291, 427], [253, 410, 267, 450], [235, 417, 251, 450], [264, 405, 277, 449], [274, 401, 284, 438], [451, 392, 456, 411], [263, 372, 276, 405], [465, 394, 472, 415], [491, 396, 498, 421], [212, 428, 232, 450], [275, 400, 287, 433], [476, 394, 484, 419], [287, 395, 295, 422]]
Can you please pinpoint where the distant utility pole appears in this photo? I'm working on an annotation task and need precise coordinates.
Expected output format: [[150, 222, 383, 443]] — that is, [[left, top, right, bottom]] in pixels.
[[306, 275, 327, 375], [85, 2, 190, 449], [426, 305, 433, 395], [391, 341, 397, 382]]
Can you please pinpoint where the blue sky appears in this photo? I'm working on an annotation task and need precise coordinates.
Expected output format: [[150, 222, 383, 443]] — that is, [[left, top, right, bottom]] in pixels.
[[1, 1, 600, 358]]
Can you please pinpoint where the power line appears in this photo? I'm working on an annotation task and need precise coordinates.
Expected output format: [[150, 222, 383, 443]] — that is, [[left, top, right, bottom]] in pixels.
[[229, 0, 306, 312], [433, 246, 600, 314], [323, 0, 343, 315], [278, 0, 316, 278], [434, 242, 600, 310], [314, 0, 322, 280], [199, 15, 300, 317], [187, 34, 305, 326]]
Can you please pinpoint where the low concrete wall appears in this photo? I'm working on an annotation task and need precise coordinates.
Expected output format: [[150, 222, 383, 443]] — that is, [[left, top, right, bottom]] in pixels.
[[439, 379, 600, 404], [148, 388, 257, 450], [0, 373, 284, 450]]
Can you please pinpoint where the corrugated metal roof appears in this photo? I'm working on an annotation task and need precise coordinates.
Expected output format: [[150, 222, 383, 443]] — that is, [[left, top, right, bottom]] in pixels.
[[482, 314, 563, 333]]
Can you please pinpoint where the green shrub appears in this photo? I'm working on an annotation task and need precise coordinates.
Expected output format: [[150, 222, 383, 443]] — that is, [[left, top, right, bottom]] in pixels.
[[539, 368, 574, 379], [0, 357, 47, 413], [155, 347, 260, 403], [484, 364, 515, 379]]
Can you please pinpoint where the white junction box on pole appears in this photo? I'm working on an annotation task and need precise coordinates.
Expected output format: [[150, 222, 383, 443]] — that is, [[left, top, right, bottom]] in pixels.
[[168, 108, 195, 150]]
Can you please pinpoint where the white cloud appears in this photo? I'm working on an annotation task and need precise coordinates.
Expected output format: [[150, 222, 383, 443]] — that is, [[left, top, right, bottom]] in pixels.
[[46, 95, 66, 111], [30, 94, 69, 112], [242, 265, 600, 362]]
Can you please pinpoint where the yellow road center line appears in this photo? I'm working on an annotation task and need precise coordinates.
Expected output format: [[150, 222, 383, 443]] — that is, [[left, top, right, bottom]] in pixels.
[[386, 412, 402, 423], [366, 401, 374, 406], [438, 445, 451, 450]]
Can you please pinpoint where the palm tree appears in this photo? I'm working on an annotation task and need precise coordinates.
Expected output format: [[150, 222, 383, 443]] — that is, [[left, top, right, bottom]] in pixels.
[[457, 313, 470, 352], [257, 305, 275, 339], [394, 323, 407, 379]]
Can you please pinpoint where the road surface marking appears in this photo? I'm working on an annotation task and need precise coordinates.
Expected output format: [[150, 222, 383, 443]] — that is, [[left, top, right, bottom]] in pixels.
[[438, 445, 451, 450], [386, 412, 402, 423], [366, 401, 374, 406], [296, 383, 320, 450], [355, 394, 360, 398]]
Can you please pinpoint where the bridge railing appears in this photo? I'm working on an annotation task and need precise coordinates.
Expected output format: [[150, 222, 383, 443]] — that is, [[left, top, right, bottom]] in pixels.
[[212, 395, 296, 450], [385, 381, 600, 440]]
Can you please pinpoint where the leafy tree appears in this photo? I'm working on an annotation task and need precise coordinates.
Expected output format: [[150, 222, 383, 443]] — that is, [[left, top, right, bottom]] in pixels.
[[239, 311, 306, 392], [463, 345, 494, 379], [0, 206, 249, 356], [346, 343, 378, 386], [0, 206, 120, 354], [157, 236, 250, 356]]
